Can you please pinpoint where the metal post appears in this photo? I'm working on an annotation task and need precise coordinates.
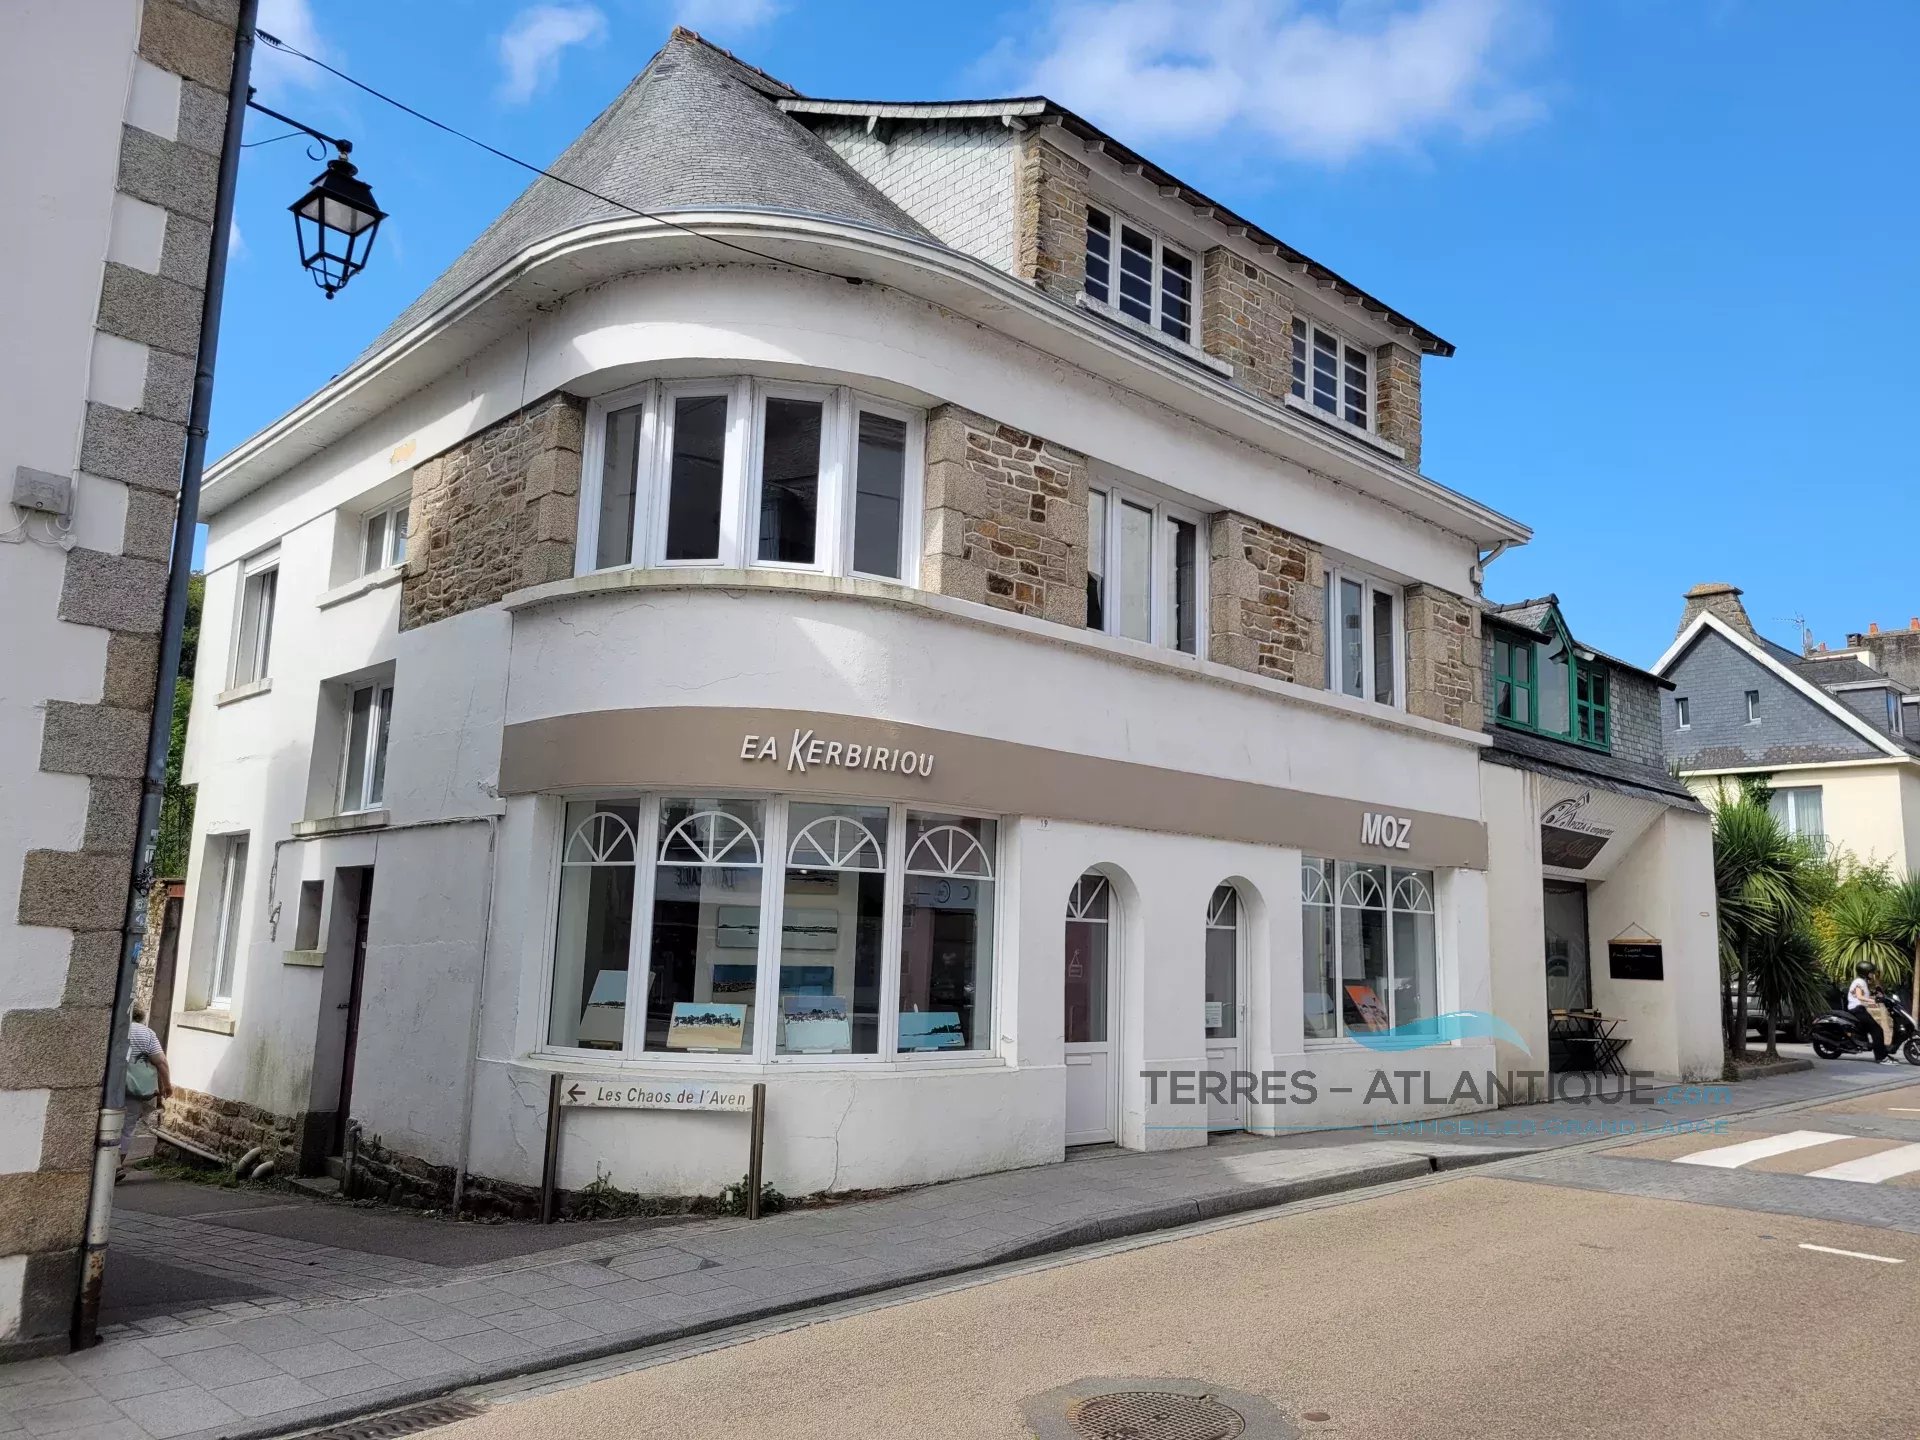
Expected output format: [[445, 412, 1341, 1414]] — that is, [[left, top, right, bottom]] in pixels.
[[746, 1082, 766, 1221], [539, 1073, 563, 1225], [74, 0, 259, 1350]]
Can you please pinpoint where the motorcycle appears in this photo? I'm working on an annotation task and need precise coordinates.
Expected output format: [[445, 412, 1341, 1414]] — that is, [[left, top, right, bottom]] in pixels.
[[1809, 990, 1920, 1064]]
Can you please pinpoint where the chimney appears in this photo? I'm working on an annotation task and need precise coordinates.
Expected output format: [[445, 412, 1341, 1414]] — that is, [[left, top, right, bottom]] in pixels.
[[1911, 618, 1918, 631], [1678, 582, 1757, 640], [1870, 622, 1881, 635]]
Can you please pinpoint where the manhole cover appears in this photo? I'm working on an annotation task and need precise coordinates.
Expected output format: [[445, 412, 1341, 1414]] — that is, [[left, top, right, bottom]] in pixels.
[[1069, 1390, 1247, 1440]]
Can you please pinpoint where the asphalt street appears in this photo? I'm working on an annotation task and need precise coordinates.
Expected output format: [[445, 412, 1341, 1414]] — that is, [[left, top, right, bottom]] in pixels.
[[436, 1080, 1920, 1440]]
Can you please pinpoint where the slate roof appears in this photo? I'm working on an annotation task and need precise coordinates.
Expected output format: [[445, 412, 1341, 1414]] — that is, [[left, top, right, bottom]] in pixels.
[[1796, 654, 1902, 690], [1483, 725, 1701, 809], [361, 30, 933, 359]]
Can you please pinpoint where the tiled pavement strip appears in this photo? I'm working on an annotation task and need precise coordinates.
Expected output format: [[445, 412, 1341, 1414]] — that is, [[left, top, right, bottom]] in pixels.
[[2, 1061, 1911, 1440]]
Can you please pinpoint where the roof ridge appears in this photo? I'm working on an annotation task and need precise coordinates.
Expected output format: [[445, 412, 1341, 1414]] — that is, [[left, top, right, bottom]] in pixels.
[[667, 25, 798, 98]]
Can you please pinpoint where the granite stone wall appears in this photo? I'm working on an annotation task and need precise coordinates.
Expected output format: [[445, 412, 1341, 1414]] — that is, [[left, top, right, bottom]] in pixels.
[[1405, 584, 1481, 730], [1207, 513, 1324, 686]]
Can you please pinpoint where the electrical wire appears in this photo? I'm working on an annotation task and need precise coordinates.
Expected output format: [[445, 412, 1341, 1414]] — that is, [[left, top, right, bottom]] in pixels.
[[241, 128, 306, 148], [252, 28, 863, 285]]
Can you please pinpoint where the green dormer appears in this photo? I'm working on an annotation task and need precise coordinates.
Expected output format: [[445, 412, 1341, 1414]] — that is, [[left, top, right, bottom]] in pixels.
[[1487, 598, 1613, 753]]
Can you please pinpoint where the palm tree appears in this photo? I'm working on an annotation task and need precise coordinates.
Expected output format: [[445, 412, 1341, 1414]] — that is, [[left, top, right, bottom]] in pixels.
[[1819, 873, 1920, 1024], [1711, 792, 1821, 1058]]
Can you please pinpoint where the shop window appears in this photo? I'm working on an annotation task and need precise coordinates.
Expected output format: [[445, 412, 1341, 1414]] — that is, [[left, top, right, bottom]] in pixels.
[[1083, 206, 1196, 345], [579, 378, 923, 586], [1301, 858, 1437, 1042], [542, 796, 997, 1062], [1086, 482, 1206, 655], [338, 681, 393, 814], [1290, 317, 1370, 431], [229, 552, 278, 687], [1323, 567, 1401, 706]]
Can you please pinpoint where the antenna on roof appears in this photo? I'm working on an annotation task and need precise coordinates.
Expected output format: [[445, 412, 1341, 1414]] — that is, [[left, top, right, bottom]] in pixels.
[[1776, 613, 1811, 655]]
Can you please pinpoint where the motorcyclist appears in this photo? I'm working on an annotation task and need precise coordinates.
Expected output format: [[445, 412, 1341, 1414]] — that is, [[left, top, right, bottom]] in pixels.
[[1847, 960, 1891, 1063]]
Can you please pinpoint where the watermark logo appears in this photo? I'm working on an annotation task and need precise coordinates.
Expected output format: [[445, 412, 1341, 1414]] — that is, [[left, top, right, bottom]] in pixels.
[[1347, 1009, 1532, 1056]]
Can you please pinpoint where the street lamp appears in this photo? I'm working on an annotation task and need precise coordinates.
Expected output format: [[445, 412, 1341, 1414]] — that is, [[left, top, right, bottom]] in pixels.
[[248, 93, 386, 298], [290, 148, 385, 298]]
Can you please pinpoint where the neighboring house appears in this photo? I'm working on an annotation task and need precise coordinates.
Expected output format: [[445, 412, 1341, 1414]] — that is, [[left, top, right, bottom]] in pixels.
[[172, 28, 1540, 1210], [0, 1, 242, 1357], [1478, 598, 1720, 1086], [1656, 584, 1920, 871]]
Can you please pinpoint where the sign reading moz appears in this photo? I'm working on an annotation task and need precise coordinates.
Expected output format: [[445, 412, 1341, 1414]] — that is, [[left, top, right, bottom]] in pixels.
[[1360, 811, 1413, 850]]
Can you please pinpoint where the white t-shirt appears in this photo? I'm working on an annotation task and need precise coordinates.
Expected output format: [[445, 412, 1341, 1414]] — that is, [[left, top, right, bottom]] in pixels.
[[1848, 977, 1873, 1010], [128, 1022, 163, 1060]]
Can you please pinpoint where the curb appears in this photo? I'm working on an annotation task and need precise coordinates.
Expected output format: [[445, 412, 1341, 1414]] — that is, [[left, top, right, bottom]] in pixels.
[[251, 1149, 1521, 1438]]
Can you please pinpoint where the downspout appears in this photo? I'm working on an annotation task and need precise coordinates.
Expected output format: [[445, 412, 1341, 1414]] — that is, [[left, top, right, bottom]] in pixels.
[[1470, 539, 1516, 598], [74, 0, 258, 1347], [450, 815, 499, 1218]]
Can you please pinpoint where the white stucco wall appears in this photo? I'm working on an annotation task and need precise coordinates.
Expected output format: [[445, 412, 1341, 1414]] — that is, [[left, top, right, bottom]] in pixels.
[[1481, 763, 1549, 1082], [1684, 763, 1920, 875]]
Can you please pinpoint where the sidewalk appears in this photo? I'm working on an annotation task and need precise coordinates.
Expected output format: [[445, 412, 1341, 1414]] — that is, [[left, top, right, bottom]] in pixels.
[[0, 1056, 1903, 1440]]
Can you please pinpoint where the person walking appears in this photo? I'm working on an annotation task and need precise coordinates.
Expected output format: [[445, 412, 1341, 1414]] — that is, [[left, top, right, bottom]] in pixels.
[[1847, 961, 1891, 1063], [119, 1004, 173, 1179]]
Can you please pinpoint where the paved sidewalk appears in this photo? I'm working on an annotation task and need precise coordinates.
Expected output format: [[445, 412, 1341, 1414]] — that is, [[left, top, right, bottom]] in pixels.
[[0, 1056, 1906, 1440]]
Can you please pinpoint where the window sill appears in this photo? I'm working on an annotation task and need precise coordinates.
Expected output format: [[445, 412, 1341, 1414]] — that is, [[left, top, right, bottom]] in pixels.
[[175, 1009, 235, 1036], [216, 678, 271, 707], [1075, 293, 1232, 379], [283, 949, 326, 968], [292, 808, 389, 838], [1281, 394, 1406, 463], [317, 565, 403, 611]]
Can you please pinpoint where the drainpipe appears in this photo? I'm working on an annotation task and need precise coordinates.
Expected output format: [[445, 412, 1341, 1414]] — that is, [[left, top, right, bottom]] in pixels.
[[73, 0, 258, 1348], [1470, 539, 1515, 598]]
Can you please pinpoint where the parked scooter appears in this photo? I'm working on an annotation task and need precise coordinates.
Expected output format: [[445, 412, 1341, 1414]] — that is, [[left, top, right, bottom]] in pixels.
[[1810, 989, 1920, 1064]]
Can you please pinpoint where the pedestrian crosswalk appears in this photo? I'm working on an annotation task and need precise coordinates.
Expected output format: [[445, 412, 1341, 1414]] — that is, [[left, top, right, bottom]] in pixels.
[[1624, 1125, 1920, 1187]]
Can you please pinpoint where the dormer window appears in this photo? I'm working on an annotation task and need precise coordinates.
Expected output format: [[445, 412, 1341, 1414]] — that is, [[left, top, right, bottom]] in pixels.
[[1291, 317, 1370, 431], [1084, 207, 1195, 346], [1491, 612, 1612, 753]]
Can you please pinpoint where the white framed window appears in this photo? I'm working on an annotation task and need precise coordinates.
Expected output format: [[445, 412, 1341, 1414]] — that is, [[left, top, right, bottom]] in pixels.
[[1084, 206, 1196, 346], [578, 378, 923, 586], [1745, 689, 1761, 724], [1302, 858, 1437, 1042], [338, 681, 394, 814], [541, 794, 998, 1064], [1290, 316, 1371, 431], [228, 551, 279, 687], [1768, 786, 1825, 848], [360, 495, 410, 575], [1323, 566, 1403, 707], [1886, 692, 1903, 737], [1675, 697, 1691, 730], [1085, 482, 1205, 655], [207, 833, 250, 1007]]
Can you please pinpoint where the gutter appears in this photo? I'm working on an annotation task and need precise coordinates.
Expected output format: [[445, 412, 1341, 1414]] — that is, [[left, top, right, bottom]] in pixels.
[[74, 0, 258, 1348]]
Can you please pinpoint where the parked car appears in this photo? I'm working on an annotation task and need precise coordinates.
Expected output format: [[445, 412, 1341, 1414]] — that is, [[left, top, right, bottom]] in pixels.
[[1723, 976, 1816, 1044]]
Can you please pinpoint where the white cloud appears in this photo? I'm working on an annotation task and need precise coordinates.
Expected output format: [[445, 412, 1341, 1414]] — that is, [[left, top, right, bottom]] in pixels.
[[997, 0, 1547, 165], [228, 220, 247, 262], [497, 4, 610, 105], [672, 0, 782, 30], [252, 0, 332, 92]]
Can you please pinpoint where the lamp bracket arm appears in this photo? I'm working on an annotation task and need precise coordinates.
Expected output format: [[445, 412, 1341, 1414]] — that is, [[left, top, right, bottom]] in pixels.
[[246, 91, 353, 156]]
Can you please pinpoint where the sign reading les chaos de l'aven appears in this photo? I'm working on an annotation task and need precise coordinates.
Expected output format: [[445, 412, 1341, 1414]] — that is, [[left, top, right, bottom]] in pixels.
[[740, 729, 936, 779], [563, 1077, 756, 1112]]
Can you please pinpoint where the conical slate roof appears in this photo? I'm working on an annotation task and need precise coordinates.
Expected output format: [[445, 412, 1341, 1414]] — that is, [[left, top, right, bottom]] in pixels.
[[363, 30, 933, 357]]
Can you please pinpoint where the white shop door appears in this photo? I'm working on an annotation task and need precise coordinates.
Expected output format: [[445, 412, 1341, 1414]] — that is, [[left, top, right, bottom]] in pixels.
[[1065, 873, 1117, 1146], [1203, 885, 1245, 1131]]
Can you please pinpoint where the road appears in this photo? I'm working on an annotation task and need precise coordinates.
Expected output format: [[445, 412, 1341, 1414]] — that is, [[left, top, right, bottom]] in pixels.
[[439, 1079, 1920, 1440]]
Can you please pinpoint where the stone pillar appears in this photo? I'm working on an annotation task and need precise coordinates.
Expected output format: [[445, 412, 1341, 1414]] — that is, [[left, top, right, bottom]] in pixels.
[[1013, 132, 1089, 303], [400, 391, 586, 631], [1404, 584, 1482, 730], [1206, 513, 1324, 685], [1374, 344, 1423, 469], [1200, 249, 1297, 406], [922, 405, 1088, 628]]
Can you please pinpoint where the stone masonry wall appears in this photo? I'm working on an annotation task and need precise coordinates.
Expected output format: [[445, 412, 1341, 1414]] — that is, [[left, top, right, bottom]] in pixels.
[[922, 405, 1089, 627], [1013, 132, 1089, 303], [1405, 584, 1481, 730], [1201, 249, 1297, 407], [399, 391, 587, 631], [1374, 344, 1423, 469], [3, 0, 240, 1357], [1207, 514, 1324, 686], [158, 1084, 300, 1169]]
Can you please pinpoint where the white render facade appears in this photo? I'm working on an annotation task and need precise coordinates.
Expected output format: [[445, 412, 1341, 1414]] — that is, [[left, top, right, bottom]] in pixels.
[[164, 31, 1615, 1210]]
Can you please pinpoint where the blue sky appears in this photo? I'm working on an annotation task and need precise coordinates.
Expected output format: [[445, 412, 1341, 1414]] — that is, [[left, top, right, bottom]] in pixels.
[[211, 0, 1920, 667]]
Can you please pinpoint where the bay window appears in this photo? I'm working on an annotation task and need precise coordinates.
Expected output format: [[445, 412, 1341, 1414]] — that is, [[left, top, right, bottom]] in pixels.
[[1323, 566, 1401, 706], [578, 378, 922, 585], [1490, 616, 1614, 753], [544, 795, 998, 1062], [1086, 482, 1205, 655], [1302, 858, 1437, 1041]]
